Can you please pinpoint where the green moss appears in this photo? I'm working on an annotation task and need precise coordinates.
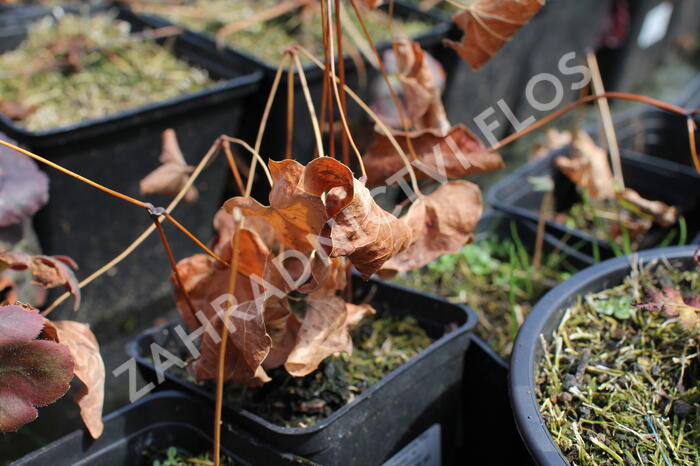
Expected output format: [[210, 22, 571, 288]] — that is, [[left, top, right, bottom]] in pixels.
[[0, 13, 215, 131], [136, 0, 431, 65], [395, 226, 578, 358], [536, 261, 700, 465]]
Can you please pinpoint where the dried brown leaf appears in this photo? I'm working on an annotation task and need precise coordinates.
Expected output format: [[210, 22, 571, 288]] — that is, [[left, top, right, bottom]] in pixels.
[[364, 124, 504, 186], [637, 287, 700, 330], [392, 40, 449, 132], [554, 132, 616, 200], [618, 188, 678, 228], [444, 0, 545, 70], [285, 293, 375, 377], [43, 320, 104, 439], [139, 129, 198, 203], [0, 252, 80, 311], [300, 158, 412, 279], [380, 181, 482, 277]]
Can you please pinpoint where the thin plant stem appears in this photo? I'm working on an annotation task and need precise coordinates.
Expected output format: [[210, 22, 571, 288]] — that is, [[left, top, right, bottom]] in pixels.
[[214, 208, 243, 466], [151, 211, 196, 317], [0, 138, 148, 209], [298, 44, 420, 193], [586, 51, 624, 190], [321, 0, 336, 158], [42, 138, 222, 315], [222, 139, 245, 195], [687, 117, 699, 174], [221, 136, 274, 187], [335, 0, 349, 166], [246, 52, 291, 196], [294, 45, 365, 176], [349, 0, 420, 162], [292, 52, 325, 157], [286, 59, 296, 159], [490, 92, 695, 152], [164, 213, 229, 266]]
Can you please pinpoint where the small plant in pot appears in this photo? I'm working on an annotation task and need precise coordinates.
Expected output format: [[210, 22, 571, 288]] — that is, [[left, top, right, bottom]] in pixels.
[[510, 246, 700, 465]]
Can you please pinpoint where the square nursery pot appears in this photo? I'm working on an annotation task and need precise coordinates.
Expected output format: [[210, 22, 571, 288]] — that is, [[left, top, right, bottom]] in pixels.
[[10, 391, 304, 466], [0, 5, 51, 53], [509, 245, 697, 465], [132, 1, 452, 168], [126, 276, 477, 466], [487, 146, 700, 260], [0, 6, 262, 331], [608, 105, 700, 174], [412, 211, 593, 465]]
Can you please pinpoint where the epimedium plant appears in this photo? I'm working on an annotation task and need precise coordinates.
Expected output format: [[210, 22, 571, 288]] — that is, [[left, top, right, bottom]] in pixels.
[[1, 0, 699, 464]]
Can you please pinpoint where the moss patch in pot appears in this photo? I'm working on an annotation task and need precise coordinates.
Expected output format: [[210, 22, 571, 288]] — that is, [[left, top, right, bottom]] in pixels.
[[536, 260, 699, 464], [394, 223, 580, 358], [158, 313, 431, 428], [0, 12, 215, 131], [133, 0, 431, 65]]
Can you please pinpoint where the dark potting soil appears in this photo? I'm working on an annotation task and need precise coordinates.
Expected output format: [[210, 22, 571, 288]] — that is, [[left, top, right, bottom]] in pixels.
[[536, 260, 700, 464], [143, 445, 235, 466], [160, 313, 432, 428], [395, 230, 580, 358]]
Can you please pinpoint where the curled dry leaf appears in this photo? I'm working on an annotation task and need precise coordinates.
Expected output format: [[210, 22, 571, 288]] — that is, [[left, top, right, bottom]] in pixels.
[[285, 293, 375, 377], [637, 287, 699, 329], [262, 298, 301, 370], [0, 132, 49, 227], [225, 160, 327, 253], [0, 305, 74, 432], [392, 39, 449, 133], [226, 157, 411, 278], [42, 320, 104, 439], [554, 132, 616, 200], [363, 0, 383, 8], [139, 129, 198, 203], [0, 251, 80, 311], [174, 249, 272, 386], [617, 188, 678, 228], [364, 124, 504, 186], [380, 181, 482, 277], [445, 0, 545, 70], [302, 158, 412, 279]]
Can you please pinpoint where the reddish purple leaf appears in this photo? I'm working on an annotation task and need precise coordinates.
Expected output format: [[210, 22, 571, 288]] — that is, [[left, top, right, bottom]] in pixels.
[[0, 306, 74, 432], [0, 133, 49, 227]]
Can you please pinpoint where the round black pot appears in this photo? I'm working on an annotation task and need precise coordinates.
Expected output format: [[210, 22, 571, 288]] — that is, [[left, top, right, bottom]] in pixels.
[[509, 245, 697, 465]]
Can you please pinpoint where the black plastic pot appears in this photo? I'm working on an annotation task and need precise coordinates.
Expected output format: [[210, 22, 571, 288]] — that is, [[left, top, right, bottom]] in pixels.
[[0, 7, 262, 333], [610, 106, 699, 172], [509, 245, 696, 465], [407, 211, 593, 465], [126, 276, 477, 466], [134, 2, 451, 167], [10, 391, 303, 466], [487, 146, 700, 259]]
